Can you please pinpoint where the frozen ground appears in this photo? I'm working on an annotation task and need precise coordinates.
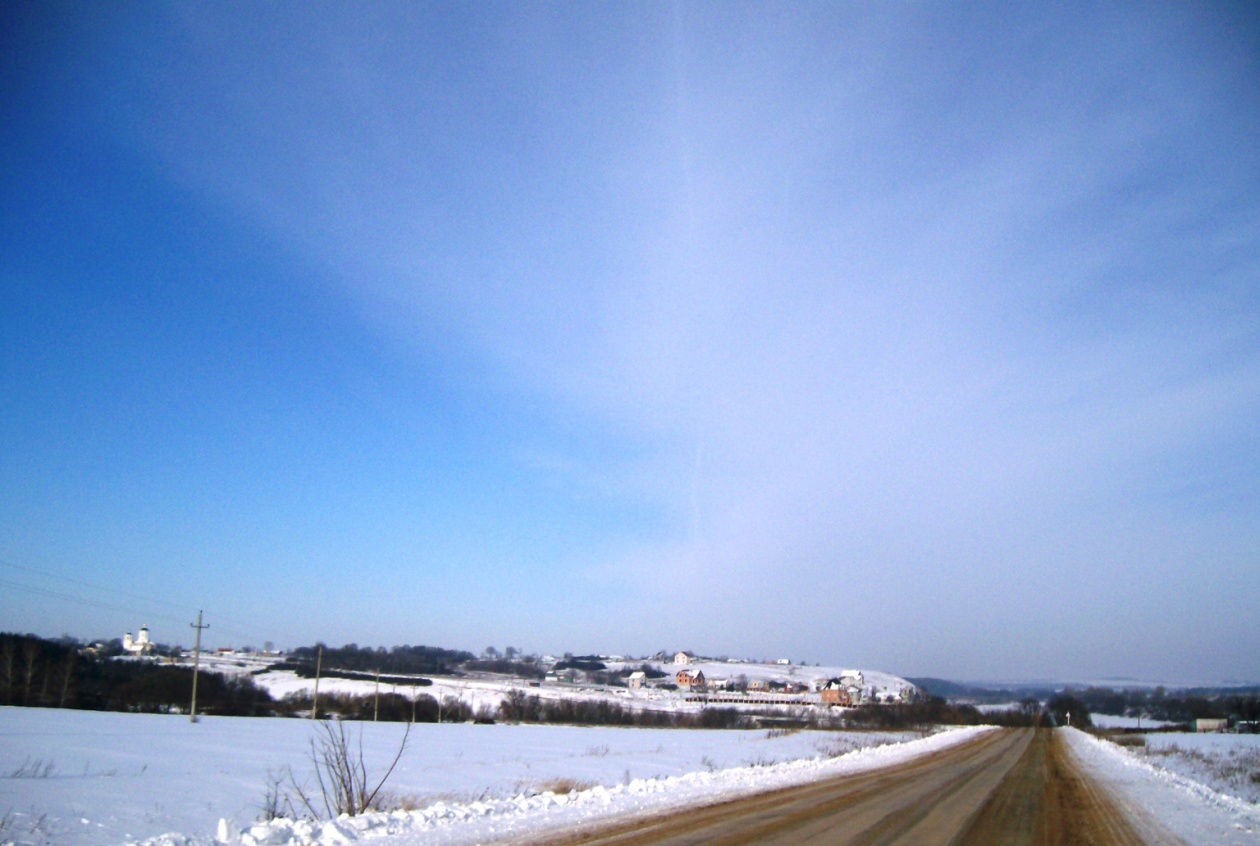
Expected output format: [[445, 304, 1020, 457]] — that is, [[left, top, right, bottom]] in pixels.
[[0, 706, 931, 846], [1064, 728, 1260, 844]]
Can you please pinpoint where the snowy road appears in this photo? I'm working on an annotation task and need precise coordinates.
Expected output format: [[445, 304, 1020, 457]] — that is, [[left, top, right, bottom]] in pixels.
[[531, 729, 1171, 845]]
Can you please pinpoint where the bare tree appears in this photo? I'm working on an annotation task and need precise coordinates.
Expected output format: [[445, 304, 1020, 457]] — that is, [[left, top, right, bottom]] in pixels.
[[21, 639, 39, 705], [0, 639, 14, 703], [58, 653, 76, 708]]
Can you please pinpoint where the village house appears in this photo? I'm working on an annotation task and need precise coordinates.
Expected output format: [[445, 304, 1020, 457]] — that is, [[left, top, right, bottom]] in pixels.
[[627, 671, 647, 690], [821, 686, 852, 706], [675, 669, 706, 690], [820, 675, 864, 704], [673, 651, 695, 666]]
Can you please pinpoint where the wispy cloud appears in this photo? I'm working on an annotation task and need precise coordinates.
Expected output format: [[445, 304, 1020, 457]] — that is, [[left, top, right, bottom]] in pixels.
[[16, 3, 1256, 678]]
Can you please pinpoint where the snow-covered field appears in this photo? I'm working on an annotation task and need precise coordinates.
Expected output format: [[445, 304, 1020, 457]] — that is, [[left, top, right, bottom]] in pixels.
[[0, 706, 943, 846], [1064, 728, 1260, 843], [1088, 713, 1177, 730], [974, 702, 1021, 714], [1134, 732, 1260, 805], [9, 703, 1255, 846]]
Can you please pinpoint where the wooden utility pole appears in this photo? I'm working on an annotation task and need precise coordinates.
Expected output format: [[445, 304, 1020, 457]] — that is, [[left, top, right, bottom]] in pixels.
[[311, 645, 322, 720], [374, 668, 381, 722], [189, 611, 209, 723]]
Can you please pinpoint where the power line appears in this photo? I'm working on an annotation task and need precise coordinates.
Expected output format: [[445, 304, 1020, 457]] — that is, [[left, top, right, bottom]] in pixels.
[[0, 576, 187, 625], [0, 556, 193, 614], [0, 557, 281, 647], [0, 555, 434, 652]]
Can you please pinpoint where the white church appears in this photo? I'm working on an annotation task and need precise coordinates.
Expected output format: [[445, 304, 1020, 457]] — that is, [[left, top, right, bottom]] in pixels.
[[122, 624, 154, 655]]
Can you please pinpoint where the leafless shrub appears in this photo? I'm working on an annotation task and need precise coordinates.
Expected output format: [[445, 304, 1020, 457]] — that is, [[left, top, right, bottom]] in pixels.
[[371, 790, 429, 811], [260, 767, 302, 821], [817, 741, 850, 758], [6, 758, 54, 778], [584, 744, 610, 757], [276, 720, 411, 819], [0, 810, 48, 838], [537, 777, 594, 795]]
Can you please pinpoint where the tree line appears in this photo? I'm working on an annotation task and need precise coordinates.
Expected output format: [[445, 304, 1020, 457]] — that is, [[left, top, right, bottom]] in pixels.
[[1067, 685, 1260, 725], [0, 632, 272, 715], [497, 688, 747, 728], [288, 643, 474, 676]]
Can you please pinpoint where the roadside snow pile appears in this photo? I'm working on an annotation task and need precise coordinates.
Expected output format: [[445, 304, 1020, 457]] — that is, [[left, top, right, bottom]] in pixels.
[[1064, 728, 1260, 844], [170, 727, 994, 846]]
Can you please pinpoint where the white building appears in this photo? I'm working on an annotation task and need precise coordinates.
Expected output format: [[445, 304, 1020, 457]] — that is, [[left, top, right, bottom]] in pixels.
[[674, 651, 695, 665], [627, 671, 647, 689], [123, 625, 154, 655]]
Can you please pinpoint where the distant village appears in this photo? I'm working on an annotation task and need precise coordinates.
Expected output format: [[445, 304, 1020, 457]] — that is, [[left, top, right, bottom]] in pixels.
[[98, 625, 923, 712], [620, 651, 908, 708], [8, 626, 1253, 732]]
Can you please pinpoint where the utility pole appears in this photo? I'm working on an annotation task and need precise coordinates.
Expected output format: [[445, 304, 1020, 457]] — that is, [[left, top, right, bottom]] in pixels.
[[311, 645, 322, 720], [374, 668, 380, 722], [189, 611, 209, 723]]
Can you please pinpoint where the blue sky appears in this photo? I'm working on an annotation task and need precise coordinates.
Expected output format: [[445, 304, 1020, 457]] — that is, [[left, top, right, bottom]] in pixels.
[[2, 2, 1257, 682]]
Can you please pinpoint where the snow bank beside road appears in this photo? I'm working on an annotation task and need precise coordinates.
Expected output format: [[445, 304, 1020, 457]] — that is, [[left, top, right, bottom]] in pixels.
[[204, 726, 995, 846], [1062, 728, 1260, 844]]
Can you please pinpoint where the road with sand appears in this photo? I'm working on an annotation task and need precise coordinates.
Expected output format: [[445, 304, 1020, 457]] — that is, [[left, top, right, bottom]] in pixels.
[[536, 728, 1182, 845]]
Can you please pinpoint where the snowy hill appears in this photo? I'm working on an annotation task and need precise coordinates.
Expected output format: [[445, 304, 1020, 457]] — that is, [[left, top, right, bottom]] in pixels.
[[224, 653, 921, 716]]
